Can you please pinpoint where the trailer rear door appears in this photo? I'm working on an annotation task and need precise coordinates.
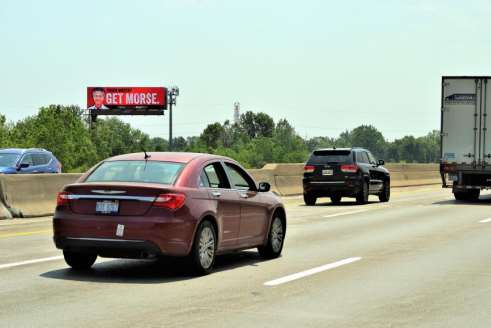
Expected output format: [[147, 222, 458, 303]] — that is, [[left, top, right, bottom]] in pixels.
[[480, 79, 491, 166], [441, 77, 480, 165]]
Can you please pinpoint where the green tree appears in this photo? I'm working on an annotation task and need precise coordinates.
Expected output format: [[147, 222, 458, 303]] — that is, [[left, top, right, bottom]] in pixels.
[[349, 125, 387, 159], [200, 122, 225, 149], [239, 111, 275, 139], [149, 137, 169, 151], [0, 114, 10, 147], [272, 119, 309, 163], [10, 105, 97, 171], [306, 136, 335, 152], [91, 117, 152, 161]]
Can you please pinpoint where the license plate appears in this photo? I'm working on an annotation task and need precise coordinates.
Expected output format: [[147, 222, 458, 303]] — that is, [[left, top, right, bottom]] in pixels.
[[322, 169, 333, 176], [96, 200, 119, 214], [116, 224, 125, 237]]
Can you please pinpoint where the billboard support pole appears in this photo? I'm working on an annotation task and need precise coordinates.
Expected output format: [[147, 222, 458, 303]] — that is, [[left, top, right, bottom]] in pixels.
[[168, 86, 179, 151], [169, 101, 173, 150]]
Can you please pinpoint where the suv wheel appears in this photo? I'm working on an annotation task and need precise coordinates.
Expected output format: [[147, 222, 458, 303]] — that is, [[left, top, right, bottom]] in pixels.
[[63, 251, 97, 270], [258, 216, 285, 259], [356, 181, 369, 205], [379, 180, 390, 202], [304, 193, 317, 206], [190, 220, 217, 275], [330, 195, 342, 204]]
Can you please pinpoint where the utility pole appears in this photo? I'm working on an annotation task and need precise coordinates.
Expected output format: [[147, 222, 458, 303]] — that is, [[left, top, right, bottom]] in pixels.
[[168, 86, 179, 150]]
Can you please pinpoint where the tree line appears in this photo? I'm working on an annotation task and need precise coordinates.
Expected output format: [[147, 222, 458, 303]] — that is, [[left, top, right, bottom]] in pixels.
[[0, 105, 440, 172]]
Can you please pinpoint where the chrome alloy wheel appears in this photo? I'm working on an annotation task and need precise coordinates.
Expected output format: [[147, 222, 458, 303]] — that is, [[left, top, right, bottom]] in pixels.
[[270, 217, 284, 253], [198, 226, 215, 269]]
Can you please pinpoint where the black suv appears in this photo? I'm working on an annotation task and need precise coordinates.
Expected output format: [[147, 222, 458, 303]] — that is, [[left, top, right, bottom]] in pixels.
[[302, 148, 390, 205]]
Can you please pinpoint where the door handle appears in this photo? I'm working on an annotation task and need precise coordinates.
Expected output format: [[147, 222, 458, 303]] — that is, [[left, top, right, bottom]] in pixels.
[[211, 191, 221, 197], [239, 193, 248, 199]]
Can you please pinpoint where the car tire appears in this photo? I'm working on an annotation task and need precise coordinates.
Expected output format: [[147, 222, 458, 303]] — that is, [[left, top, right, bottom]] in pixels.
[[190, 220, 217, 275], [258, 215, 285, 259], [330, 195, 342, 204], [303, 193, 317, 206], [379, 180, 390, 202], [356, 180, 369, 205], [63, 250, 97, 270]]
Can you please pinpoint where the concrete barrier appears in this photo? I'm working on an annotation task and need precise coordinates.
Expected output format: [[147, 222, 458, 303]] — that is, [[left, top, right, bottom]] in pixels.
[[248, 163, 440, 196], [0, 174, 82, 219], [0, 163, 440, 219]]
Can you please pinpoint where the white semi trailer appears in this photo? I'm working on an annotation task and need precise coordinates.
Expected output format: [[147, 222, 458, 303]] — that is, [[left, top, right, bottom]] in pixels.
[[440, 76, 491, 200]]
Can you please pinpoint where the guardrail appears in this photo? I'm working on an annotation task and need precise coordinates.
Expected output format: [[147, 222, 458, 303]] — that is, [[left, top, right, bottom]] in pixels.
[[0, 163, 440, 219]]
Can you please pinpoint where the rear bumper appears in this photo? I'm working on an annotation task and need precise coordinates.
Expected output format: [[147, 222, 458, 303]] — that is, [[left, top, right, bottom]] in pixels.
[[53, 212, 196, 257], [54, 236, 162, 259], [442, 168, 491, 189], [303, 178, 362, 197]]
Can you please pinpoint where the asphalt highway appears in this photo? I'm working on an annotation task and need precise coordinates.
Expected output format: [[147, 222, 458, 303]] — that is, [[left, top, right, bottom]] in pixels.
[[1, 185, 491, 327]]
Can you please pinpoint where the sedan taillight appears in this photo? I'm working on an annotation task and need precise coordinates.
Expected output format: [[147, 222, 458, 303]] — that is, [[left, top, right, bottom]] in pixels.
[[153, 193, 186, 210], [340, 164, 358, 173], [304, 165, 315, 173], [57, 192, 72, 206]]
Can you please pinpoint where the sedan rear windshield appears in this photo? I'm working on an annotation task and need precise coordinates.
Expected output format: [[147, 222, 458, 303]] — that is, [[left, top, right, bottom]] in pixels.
[[0, 153, 20, 167], [86, 160, 184, 185], [308, 150, 353, 164]]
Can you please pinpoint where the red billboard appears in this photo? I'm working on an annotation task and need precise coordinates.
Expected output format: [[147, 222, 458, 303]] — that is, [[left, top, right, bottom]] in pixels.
[[87, 87, 167, 115]]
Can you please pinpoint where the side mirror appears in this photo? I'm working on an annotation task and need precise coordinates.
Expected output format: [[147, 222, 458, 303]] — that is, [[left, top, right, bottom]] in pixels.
[[377, 159, 385, 166], [258, 182, 271, 192], [17, 163, 30, 171]]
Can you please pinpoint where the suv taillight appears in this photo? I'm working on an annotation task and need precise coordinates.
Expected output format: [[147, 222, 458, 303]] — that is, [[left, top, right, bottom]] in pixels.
[[153, 193, 186, 210], [340, 164, 358, 173], [304, 165, 315, 173], [57, 192, 72, 206]]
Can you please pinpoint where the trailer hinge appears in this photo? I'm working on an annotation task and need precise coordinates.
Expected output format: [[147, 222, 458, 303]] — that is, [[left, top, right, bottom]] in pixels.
[[441, 132, 448, 137], [443, 82, 450, 87]]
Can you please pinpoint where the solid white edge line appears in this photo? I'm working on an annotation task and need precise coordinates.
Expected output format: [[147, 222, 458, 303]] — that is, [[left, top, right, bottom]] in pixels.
[[479, 218, 491, 223], [0, 256, 64, 270], [264, 257, 362, 287], [323, 210, 368, 218]]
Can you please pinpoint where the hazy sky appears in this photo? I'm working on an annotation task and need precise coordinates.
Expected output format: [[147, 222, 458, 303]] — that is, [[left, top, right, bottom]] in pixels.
[[1, 0, 491, 140]]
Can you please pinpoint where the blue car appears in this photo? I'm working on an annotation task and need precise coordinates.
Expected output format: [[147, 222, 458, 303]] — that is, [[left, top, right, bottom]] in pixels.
[[0, 148, 62, 174]]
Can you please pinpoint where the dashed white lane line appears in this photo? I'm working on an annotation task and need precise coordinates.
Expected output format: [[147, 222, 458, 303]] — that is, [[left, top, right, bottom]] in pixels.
[[479, 218, 491, 223], [264, 257, 362, 287], [323, 209, 368, 218], [0, 256, 63, 270]]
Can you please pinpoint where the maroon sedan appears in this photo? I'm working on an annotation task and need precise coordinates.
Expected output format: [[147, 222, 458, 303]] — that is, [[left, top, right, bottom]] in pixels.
[[53, 152, 286, 274]]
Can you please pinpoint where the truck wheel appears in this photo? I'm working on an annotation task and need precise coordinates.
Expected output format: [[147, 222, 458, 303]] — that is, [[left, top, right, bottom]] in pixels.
[[330, 195, 342, 204], [453, 191, 467, 201], [356, 181, 369, 205], [468, 189, 480, 200], [304, 193, 317, 206], [454, 189, 480, 201], [379, 181, 390, 202]]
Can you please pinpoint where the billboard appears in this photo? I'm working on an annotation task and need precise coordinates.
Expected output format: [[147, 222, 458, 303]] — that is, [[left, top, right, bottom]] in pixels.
[[87, 87, 167, 115]]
